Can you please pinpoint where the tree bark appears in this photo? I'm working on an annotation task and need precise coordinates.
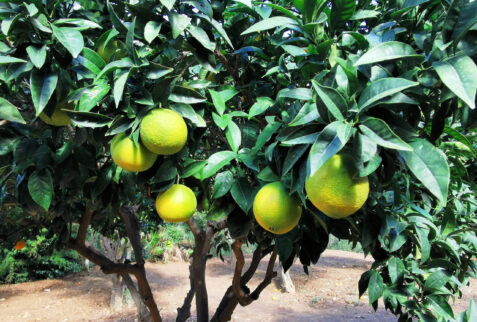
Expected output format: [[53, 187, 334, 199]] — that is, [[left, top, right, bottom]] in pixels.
[[279, 264, 295, 293]]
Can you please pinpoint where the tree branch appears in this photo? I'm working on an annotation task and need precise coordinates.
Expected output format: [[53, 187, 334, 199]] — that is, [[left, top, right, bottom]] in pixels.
[[231, 240, 277, 306], [176, 263, 195, 322]]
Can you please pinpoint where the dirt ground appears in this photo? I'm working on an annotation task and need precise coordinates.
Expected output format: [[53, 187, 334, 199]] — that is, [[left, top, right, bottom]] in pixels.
[[0, 249, 475, 322]]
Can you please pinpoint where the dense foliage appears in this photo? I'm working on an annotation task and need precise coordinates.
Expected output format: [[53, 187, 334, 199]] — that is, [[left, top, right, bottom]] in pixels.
[[1, 0, 476, 321]]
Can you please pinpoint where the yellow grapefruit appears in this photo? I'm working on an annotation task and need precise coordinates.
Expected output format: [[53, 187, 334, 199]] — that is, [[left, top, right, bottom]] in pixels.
[[305, 154, 369, 219], [39, 101, 74, 126], [110, 133, 157, 172], [155, 184, 197, 223], [140, 109, 188, 155], [253, 182, 302, 235]]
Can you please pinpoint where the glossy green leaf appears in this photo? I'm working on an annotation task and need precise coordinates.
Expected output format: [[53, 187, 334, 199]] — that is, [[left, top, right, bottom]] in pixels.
[[399, 139, 450, 204], [169, 86, 206, 104], [388, 257, 405, 284], [248, 97, 274, 119], [212, 171, 234, 199], [26, 45, 46, 69], [289, 102, 319, 126], [171, 103, 206, 127], [358, 78, 419, 111], [51, 25, 84, 58], [231, 177, 253, 213], [30, 70, 58, 116], [307, 121, 352, 177], [0, 56, 27, 64], [433, 56, 477, 109], [113, 70, 130, 108], [368, 270, 384, 304], [282, 144, 308, 176], [160, 0, 176, 10], [28, 169, 53, 211], [330, 0, 356, 28], [195, 14, 234, 49], [226, 121, 242, 152], [359, 117, 412, 151], [252, 120, 281, 152], [312, 80, 346, 121], [258, 166, 280, 182], [277, 88, 312, 101], [169, 13, 191, 39], [424, 270, 450, 291], [241, 16, 299, 35], [94, 59, 134, 81], [452, 0, 477, 46], [428, 295, 455, 320], [355, 41, 424, 66], [68, 110, 112, 128], [209, 89, 226, 115], [202, 151, 236, 179], [188, 25, 215, 51], [0, 97, 25, 123], [144, 21, 162, 44], [78, 84, 111, 112]]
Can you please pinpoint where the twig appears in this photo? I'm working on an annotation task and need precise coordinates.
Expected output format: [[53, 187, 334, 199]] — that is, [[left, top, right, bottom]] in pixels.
[[231, 240, 278, 306]]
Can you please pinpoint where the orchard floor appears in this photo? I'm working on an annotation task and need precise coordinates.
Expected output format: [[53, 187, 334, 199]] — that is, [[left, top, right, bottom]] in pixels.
[[0, 250, 475, 322]]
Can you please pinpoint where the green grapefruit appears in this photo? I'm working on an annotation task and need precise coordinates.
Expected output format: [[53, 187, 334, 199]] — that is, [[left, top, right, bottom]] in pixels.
[[155, 184, 197, 223], [110, 133, 157, 172]]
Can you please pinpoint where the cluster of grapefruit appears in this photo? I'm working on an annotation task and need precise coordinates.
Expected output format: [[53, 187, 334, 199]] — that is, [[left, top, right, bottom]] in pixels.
[[253, 154, 369, 235]]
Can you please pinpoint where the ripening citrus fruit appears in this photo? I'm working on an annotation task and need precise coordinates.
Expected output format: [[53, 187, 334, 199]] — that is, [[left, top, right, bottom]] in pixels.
[[155, 184, 197, 223], [253, 182, 302, 235], [110, 133, 157, 172], [305, 154, 369, 219], [97, 40, 126, 62], [14, 240, 26, 250], [140, 109, 188, 155], [39, 101, 74, 126]]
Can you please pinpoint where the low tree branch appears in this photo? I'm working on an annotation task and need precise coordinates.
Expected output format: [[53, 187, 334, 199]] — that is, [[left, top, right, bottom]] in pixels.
[[176, 264, 195, 322]]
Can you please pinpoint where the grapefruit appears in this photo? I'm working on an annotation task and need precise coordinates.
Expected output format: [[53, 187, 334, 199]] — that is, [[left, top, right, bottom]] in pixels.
[[140, 109, 188, 155], [155, 184, 197, 223], [97, 40, 126, 62], [39, 101, 74, 126], [253, 182, 302, 235], [305, 154, 369, 219], [110, 133, 157, 172]]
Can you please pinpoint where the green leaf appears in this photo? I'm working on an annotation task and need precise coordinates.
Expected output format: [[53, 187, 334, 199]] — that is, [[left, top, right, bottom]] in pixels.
[[289, 102, 319, 126], [202, 151, 236, 179], [113, 70, 129, 108], [169, 12, 191, 39], [146, 63, 173, 80], [126, 17, 137, 63], [26, 45, 46, 69], [350, 10, 380, 20], [282, 145, 308, 176], [358, 78, 419, 111], [248, 97, 274, 119], [258, 166, 280, 182], [78, 84, 111, 112], [209, 89, 227, 115], [399, 139, 450, 204], [0, 56, 28, 64], [241, 16, 300, 35], [416, 226, 431, 263], [443, 126, 477, 156], [30, 70, 58, 116], [231, 178, 253, 213], [354, 41, 424, 66], [424, 270, 450, 291], [188, 25, 215, 51], [252, 120, 281, 152], [195, 14, 234, 49], [77, 48, 105, 75], [433, 56, 477, 109], [277, 88, 312, 101], [368, 271, 384, 304], [428, 295, 455, 320], [330, 0, 356, 28], [452, 0, 477, 46], [359, 117, 412, 151], [212, 171, 234, 199], [51, 25, 84, 58], [94, 59, 134, 81], [171, 103, 206, 127], [1, 14, 21, 36], [28, 169, 53, 211], [388, 257, 405, 284], [0, 97, 25, 123], [312, 80, 346, 121], [160, 0, 176, 10], [307, 121, 352, 177], [107, 1, 128, 34], [226, 121, 241, 152], [68, 110, 112, 128], [144, 21, 162, 44], [53, 18, 102, 31], [169, 86, 206, 104]]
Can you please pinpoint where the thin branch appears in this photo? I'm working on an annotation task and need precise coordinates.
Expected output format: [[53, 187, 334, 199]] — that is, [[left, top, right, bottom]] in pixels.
[[231, 240, 278, 306]]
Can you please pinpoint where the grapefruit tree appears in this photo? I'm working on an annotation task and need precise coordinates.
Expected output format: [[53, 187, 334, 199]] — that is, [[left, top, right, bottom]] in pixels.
[[0, 1, 476, 322]]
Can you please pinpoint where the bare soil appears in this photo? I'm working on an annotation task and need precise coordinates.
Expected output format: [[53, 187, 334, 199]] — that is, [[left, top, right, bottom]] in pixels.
[[0, 250, 475, 322]]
